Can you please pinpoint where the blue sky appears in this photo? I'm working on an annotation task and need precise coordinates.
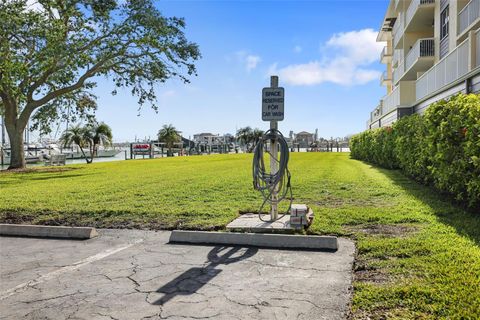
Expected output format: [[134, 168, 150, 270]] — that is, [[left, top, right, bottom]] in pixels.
[[93, 0, 389, 142]]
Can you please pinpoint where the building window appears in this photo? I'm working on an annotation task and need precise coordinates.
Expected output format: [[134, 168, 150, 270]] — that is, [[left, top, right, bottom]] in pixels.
[[440, 6, 449, 40]]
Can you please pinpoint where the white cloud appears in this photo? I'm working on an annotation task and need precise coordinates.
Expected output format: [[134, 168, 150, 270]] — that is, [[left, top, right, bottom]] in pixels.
[[273, 29, 383, 86], [233, 51, 261, 72], [246, 55, 261, 72], [326, 29, 383, 64], [293, 45, 302, 53]]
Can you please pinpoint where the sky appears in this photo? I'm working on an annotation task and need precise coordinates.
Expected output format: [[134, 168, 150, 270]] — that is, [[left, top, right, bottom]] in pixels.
[[91, 0, 389, 142]]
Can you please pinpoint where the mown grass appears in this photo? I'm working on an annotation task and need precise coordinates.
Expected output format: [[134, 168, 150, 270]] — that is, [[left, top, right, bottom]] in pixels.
[[0, 153, 479, 319]]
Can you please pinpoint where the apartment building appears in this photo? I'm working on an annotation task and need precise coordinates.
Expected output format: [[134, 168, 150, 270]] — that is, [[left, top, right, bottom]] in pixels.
[[368, 0, 480, 129]]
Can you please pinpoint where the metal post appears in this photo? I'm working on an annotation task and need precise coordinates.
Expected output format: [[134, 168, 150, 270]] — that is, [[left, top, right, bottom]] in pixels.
[[270, 76, 279, 220]]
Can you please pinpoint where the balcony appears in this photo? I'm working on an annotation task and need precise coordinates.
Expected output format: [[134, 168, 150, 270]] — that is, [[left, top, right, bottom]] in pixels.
[[381, 71, 392, 86], [393, 61, 404, 84], [380, 46, 393, 63], [382, 87, 401, 115], [416, 37, 471, 101], [381, 81, 416, 115], [405, 0, 435, 31], [393, 13, 404, 48], [458, 0, 480, 37], [370, 103, 384, 123], [405, 38, 435, 71], [393, 49, 403, 67], [392, 39, 434, 84]]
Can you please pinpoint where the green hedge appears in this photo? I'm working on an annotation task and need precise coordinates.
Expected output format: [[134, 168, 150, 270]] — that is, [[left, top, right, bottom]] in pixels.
[[350, 94, 480, 209]]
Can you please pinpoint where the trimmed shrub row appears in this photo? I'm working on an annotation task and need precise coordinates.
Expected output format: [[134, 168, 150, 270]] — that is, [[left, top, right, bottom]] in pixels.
[[350, 94, 480, 209]]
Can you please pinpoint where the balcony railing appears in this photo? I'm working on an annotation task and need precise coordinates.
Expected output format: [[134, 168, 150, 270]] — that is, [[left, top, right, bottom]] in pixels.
[[416, 38, 470, 101], [405, 38, 435, 71], [393, 49, 403, 66], [458, 0, 480, 36], [393, 13, 404, 47], [381, 71, 391, 86], [382, 87, 401, 115], [380, 46, 392, 62], [371, 103, 383, 122], [406, 0, 435, 27], [393, 61, 404, 84]]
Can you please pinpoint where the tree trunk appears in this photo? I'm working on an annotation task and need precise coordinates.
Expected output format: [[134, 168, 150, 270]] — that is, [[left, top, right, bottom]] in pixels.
[[78, 145, 91, 164], [3, 99, 33, 170], [6, 124, 26, 169], [89, 144, 95, 163]]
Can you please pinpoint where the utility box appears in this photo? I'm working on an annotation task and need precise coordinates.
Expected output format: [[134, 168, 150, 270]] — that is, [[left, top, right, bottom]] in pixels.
[[289, 204, 314, 229], [290, 204, 308, 216]]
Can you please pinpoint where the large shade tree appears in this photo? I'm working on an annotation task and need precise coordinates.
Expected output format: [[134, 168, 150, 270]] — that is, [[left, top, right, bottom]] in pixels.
[[0, 0, 200, 169]]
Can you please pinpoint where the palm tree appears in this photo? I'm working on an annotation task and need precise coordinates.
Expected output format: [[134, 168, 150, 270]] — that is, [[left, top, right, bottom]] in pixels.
[[158, 124, 181, 156], [236, 126, 253, 151], [60, 125, 92, 163], [88, 122, 113, 161], [251, 128, 264, 152]]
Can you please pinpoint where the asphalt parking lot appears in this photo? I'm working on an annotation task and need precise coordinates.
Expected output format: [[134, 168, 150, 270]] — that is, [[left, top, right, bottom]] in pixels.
[[0, 229, 355, 320]]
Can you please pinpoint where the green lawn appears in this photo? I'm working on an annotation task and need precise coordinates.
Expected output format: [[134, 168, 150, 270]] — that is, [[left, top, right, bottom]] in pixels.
[[1, 153, 479, 319]]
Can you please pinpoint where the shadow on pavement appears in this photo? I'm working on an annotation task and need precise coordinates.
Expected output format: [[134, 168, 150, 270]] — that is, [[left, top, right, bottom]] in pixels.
[[153, 246, 258, 305]]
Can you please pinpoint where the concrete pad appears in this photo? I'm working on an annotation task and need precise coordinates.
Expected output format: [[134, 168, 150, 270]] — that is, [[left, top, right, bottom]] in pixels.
[[0, 223, 98, 239], [170, 230, 338, 251], [0, 229, 355, 320], [226, 213, 296, 232]]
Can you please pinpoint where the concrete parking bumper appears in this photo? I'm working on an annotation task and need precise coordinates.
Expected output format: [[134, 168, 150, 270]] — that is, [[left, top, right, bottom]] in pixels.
[[169, 230, 338, 250], [0, 224, 98, 239]]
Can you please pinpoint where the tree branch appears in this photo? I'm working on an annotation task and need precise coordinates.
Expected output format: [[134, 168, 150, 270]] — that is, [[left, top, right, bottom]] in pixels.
[[26, 60, 61, 102], [25, 54, 113, 114]]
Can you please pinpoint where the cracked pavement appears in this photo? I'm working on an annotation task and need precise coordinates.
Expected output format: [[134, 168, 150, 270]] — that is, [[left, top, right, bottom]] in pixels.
[[0, 229, 355, 320]]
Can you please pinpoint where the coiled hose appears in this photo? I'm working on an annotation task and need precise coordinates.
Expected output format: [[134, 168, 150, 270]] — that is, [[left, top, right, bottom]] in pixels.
[[252, 128, 293, 221]]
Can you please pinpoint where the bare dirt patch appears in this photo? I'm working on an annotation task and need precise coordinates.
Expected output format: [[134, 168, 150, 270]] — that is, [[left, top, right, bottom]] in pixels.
[[355, 269, 389, 284], [0, 212, 223, 232], [0, 212, 35, 224], [0, 167, 80, 174], [353, 258, 389, 284]]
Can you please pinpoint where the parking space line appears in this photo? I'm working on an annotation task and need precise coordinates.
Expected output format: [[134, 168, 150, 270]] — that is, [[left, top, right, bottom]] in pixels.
[[0, 239, 143, 301]]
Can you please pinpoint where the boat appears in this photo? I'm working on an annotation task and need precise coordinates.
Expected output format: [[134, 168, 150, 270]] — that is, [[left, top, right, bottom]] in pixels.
[[0, 147, 45, 166], [1, 144, 121, 166], [47, 144, 121, 159]]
